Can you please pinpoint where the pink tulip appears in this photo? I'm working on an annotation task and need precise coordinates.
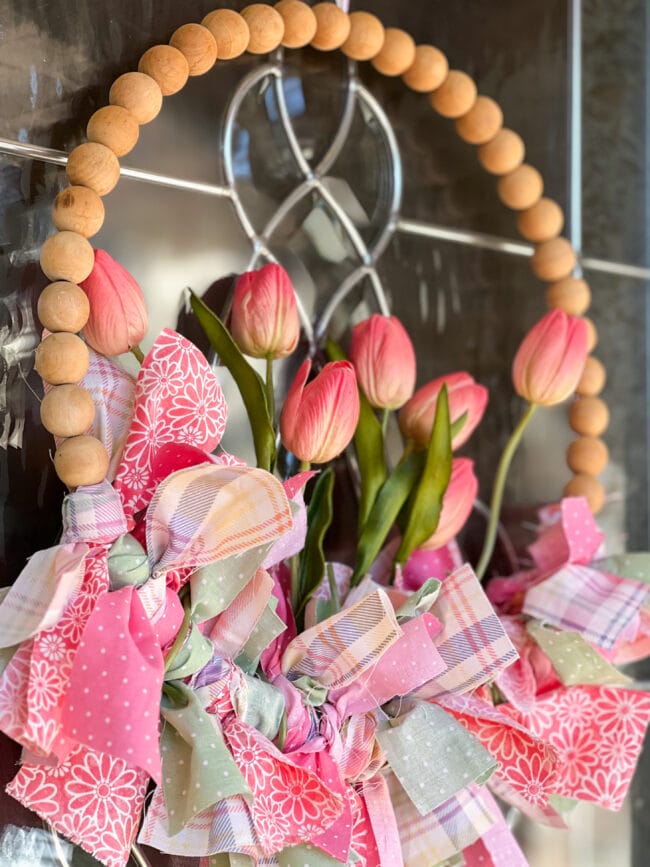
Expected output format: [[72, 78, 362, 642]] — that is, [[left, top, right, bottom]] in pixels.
[[80, 249, 148, 356], [230, 263, 300, 359], [512, 309, 588, 405], [399, 372, 488, 450], [420, 457, 478, 550], [349, 314, 416, 410], [280, 360, 360, 464]]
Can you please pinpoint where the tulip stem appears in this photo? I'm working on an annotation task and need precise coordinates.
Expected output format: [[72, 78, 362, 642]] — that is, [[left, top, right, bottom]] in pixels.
[[299, 460, 311, 473], [130, 344, 144, 364], [475, 402, 538, 581], [380, 408, 389, 436], [265, 355, 275, 423]]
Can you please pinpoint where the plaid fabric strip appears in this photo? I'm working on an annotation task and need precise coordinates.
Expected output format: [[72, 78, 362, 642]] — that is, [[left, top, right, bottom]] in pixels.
[[462, 788, 530, 867], [61, 480, 128, 545], [210, 568, 274, 660], [523, 563, 649, 650], [281, 589, 401, 690], [418, 565, 518, 699]]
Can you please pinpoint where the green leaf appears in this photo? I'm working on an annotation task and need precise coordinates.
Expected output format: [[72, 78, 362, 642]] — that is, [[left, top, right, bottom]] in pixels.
[[450, 410, 468, 443], [189, 290, 275, 471], [296, 468, 335, 621], [396, 385, 452, 564], [314, 563, 341, 624]]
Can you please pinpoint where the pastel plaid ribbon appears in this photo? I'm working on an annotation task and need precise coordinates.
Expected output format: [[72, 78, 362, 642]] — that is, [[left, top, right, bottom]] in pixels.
[[60, 481, 128, 545]]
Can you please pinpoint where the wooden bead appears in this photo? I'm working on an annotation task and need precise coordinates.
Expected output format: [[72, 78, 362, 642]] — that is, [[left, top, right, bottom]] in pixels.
[[371, 28, 416, 77], [35, 333, 90, 385], [109, 72, 163, 124], [563, 473, 605, 514], [311, 2, 350, 50], [52, 185, 105, 238], [201, 9, 250, 59], [66, 142, 120, 196], [567, 436, 609, 476], [402, 45, 448, 92], [583, 317, 598, 351], [54, 435, 109, 488], [275, 0, 317, 49], [545, 277, 591, 315], [477, 128, 525, 175], [530, 237, 577, 282], [497, 164, 543, 210], [569, 396, 610, 437], [38, 281, 90, 333], [455, 96, 503, 145], [341, 11, 384, 61], [576, 356, 606, 396], [86, 105, 139, 157], [40, 231, 95, 283], [41, 384, 95, 438], [429, 70, 477, 119], [517, 198, 564, 243], [170, 23, 218, 76], [241, 4, 285, 54], [138, 45, 189, 96]]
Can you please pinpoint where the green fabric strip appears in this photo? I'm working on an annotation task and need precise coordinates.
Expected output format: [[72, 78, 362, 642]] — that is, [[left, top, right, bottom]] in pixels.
[[164, 622, 213, 682], [235, 599, 286, 674], [190, 544, 273, 624], [596, 552, 650, 584], [232, 673, 286, 740], [527, 620, 630, 686], [278, 844, 347, 866]]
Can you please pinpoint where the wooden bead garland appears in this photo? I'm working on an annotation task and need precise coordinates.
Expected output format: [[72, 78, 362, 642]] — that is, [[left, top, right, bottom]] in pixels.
[[402, 45, 448, 93], [37, 281, 90, 333], [371, 28, 416, 77], [545, 277, 591, 315], [40, 231, 95, 283], [342, 11, 384, 61], [576, 356, 606, 396], [109, 72, 163, 124], [311, 3, 350, 51], [66, 142, 120, 196], [430, 70, 477, 118], [275, 1, 317, 49], [497, 163, 543, 211], [138, 45, 190, 96], [202, 10, 250, 59], [40, 384, 96, 438], [86, 105, 139, 157], [169, 24, 218, 75], [54, 435, 110, 488], [530, 237, 576, 282], [583, 317, 598, 352], [567, 436, 609, 476], [516, 197, 564, 243], [564, 473, 605, 514], [35, 333, 90, 385], [569, 396, 610, 438], [455, 96, 503, 145], [477, 128, 525, 175], [241, 4, 285, 55], [52, 186, 105, 238]]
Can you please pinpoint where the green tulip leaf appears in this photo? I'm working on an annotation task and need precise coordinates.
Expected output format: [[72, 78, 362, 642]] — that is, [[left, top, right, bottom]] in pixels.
[[450, 410, 468, 443], [396, 385, 452, 564], [296, 468, 335, 625], [190, 290, 275, 471]]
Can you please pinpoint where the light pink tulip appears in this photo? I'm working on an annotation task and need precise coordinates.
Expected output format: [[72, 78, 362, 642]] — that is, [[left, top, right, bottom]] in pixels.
[[349, 314, 416, 410], [230, 263, 300, 359], [512, 309, 588, 405], [420, 457, 478, 550], [280, 360, 360, 464], [80, 249, 148, 356], [399, 372, 488, 449]]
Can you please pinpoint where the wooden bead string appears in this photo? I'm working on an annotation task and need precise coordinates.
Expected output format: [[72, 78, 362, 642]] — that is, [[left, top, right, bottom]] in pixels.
[[36, 0, 608, 514]]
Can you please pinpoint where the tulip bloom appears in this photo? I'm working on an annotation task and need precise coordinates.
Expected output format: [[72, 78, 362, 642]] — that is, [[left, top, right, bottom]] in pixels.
[[420, 457, 477, 550], [349, 314, 416, 410], [230, 263, 300, 359], [80, 249, 148, 356], [512, 309, 588, 405], [280, 360, 360, 464], [399, 372, 488, 450]]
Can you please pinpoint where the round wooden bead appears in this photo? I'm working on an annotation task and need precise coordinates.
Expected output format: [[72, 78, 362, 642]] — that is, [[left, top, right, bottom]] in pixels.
[[576, 356, 606, 396], [341, 11, 384, 61], [275, 0, 317, 49], [530, 237, 577, 282], [569, 396, 610, 437], [138, 45, 189, 96], [86, 105, 139, 157], [477, 128, 524, 175], [109, 72, 163, 124], [52, 186, 105, 238], [201, 9, 250, 59], [169, 23, 218, 75], [38, 281, 90, 333], [516, 197, 564, 243], [54, 435, 109, 488], [567, 436, 609, 476], [583, 317, 598, 351], [402, 45, 448, 93], [35, 333, 90, 385], [311, 2, 350, 50], [40, 231, 95, 283], [66, 143, 120, 197], [241, 4, 285, 54], [429, 70, 477, 119], [371, 28, 416, 77], [40, 384, 96, 438], [563, 473, 605, 514], [497, 164, 543, 210], [455, 96, 503, 145], [545, 277, 591, 315]]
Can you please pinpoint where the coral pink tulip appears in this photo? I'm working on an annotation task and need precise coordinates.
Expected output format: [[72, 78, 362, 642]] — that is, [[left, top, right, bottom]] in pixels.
[[420, 457, 478, 550], [349, 314, 416, 410], [230, 263, 300, 359], [280, 360, 360, 464], [399, 372, 488, 450], [80, 249, 148, 356], [512, 309, 588, 405]]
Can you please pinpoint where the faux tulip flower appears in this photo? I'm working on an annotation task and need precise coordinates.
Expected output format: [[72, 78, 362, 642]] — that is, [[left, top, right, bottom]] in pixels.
[[80, 249, 148, 357], [230, 263, 300, 360], [420, 457, 478, 550], [399, 372, 488, 450], [512, 309, 588, 406], [349, 314, 416, 410], [280, 360, 360, 464]]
